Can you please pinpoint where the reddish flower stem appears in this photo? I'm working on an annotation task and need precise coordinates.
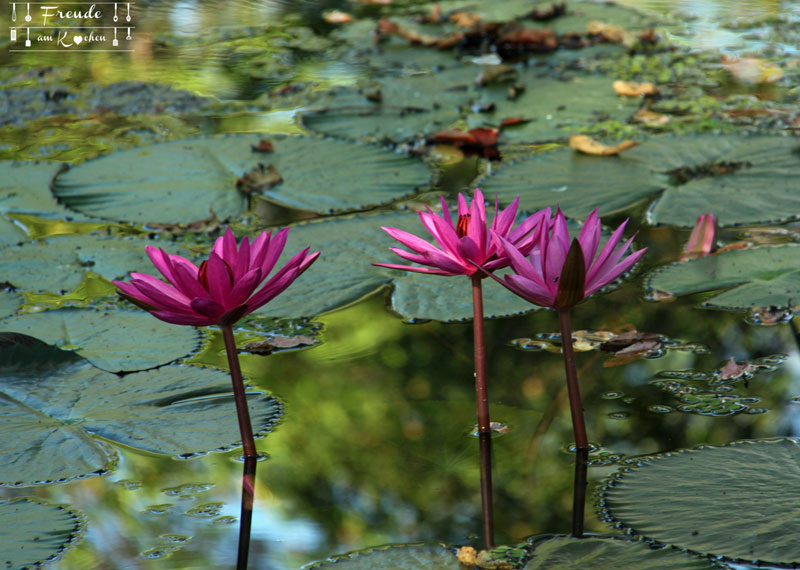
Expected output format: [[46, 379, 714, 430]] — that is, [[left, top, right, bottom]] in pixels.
[[220, 324, 258, 459], [557, 310, 589, 450], [558, 309, 589, 537], [471, 274, 495, 549]]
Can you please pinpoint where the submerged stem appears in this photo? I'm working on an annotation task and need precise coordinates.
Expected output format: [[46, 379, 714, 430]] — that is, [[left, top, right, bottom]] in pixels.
[[472, 274, 495, 549], [237, 456, 258, 570], [220, 324, 257, 459]]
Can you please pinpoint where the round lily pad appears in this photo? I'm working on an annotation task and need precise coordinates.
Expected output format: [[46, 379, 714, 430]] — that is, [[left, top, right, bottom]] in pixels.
[[255, 211, 537, 322], [0, 349, 282, 486], [52, 135, 431, 221], [0, 233, 193, 293], [0, 290, 21, 320], [0, 161, 93, 220], [0, 309, 201, 372], [599, 438, 800, 566], [482, 135, 800, 225], [646, 244, 800, 310], [305, 543, 461, 569], [524, 536, 719, 569], [0, 497, 85, 568]]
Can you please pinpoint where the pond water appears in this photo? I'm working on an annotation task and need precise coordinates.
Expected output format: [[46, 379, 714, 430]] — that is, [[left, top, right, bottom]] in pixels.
[[1, 0, 800, 569]]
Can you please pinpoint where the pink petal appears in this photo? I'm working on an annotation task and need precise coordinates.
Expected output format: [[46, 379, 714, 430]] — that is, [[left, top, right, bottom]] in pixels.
[[234, 236, 251, 280], [113, 280, 153, 305], [212, 227, 238, 264], [587, 219, 628, 282], [129, 275, 193, 312], [373, 262, 453, 275], [491, 195, 519, 238], [150, 309, 213, 326], [419, 211, 460, 255], [577, 208, 601, 272], [505, 274, 556, 307], [145, 246, 178, 284], [190, 297, 225, 318], [171, 261, 210, 298], [457, 193, 469, 217], [386, 246, 431, 265], [204, 252, 234, 303], [381, 227, 440, 255], [228, 268, 264, 308], [585, 246, 646, 297], [456, 235, 484, 266], [257, 227, 289, 278], [497, 236, 552, 293], [439, 195, 453, 227]]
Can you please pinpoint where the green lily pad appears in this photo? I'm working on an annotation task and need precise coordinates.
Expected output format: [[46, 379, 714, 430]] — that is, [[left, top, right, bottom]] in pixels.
[[0, 290, 21, 320], [0, 346, 282, 486], [479, 148, 656, 220], [304, 68, 640, 145], [255, 211, 536, 322], [305, 543, 461, 569], [646, 245, 800, 310], [0, 497, 85, 567], [0, 161, 93, 220], [638, 136, 800, 226], [599, 438, 800, 566], [0, 234, 192, 293], [52, 135, 431, 221], [0, 309, 201, 372], [0, 214, 27, 246], [524, 536, 719, 569], [481, 135, 800, 224]]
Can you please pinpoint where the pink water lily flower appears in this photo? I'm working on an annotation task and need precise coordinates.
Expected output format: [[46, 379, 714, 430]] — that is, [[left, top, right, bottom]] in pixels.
[[114, 228, 319, 326], [374, 188, 547, 277], [493, 207, 646, 310]]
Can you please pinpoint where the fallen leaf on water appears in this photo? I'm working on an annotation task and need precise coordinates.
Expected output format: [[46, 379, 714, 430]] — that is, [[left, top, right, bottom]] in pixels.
[[569, 134, 639, 155], [746, 305, 795, 325], [499, 117, 530, 128], [236, 163, 283, 194], [633, 108, 670, 126], [240, 335, 318, 355], [377, 17, 462, 48], [450, 11, 481, 28], [323, 10, 353, 24], [497, 27, 557, 52], [587, 20, 627, 44], [456, 546, 515, 569], [718, 357, 755, 381], [721, 55, 783, 84], [475, 64, 518, 86], [433, 127, 499, 158], [613, 80, 659, 97]]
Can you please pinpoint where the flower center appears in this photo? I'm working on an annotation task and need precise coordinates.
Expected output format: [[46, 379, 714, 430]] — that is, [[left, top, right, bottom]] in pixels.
[[456, 214, 471, 238]]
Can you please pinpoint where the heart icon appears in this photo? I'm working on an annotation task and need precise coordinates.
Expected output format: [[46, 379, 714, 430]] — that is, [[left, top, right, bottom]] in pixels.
[[73, 35, 83, 45]]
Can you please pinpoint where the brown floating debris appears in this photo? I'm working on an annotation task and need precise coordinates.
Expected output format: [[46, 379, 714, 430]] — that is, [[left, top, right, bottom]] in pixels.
[[323, 10, 353, 24], [527, 2, 566, 21], [633, 108, 670, 126], [236, 163, 283, 194], [507, 83, 526, 100], [569, 134, 639, 155], [587, 20, 627, 43], [721, 55, 783, 84], [613, 80, 659, 97], [475, 64, 517, 86], [251, 139, 274, 153]]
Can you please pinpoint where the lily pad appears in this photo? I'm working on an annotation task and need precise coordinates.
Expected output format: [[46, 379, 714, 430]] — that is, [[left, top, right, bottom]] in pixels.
[[255, 211, 536, 322], [524, 536, 719, 569], [638, 135, 800, 226], [646, 245, 800, 310], [0, 347, 282, 486], [0, 309, 201, 372], [0, 161, 92, 220], [0, 497, 85, 567], [0, 234, 192, 293], [599, 438, 800, 566], [0, 290, 21, 320], [52, 135, 431, 221], [479, 148, 656, 220], [305, 543, 461, 569], [481, 135, 800, 224]]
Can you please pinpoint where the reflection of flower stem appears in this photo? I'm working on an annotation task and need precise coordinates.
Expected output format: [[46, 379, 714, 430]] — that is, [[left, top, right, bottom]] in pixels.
[[471, 275, 495, 549], [220, 324, 258, 569], [558, 309, 588, 537], [238, 456, 257, 570]]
